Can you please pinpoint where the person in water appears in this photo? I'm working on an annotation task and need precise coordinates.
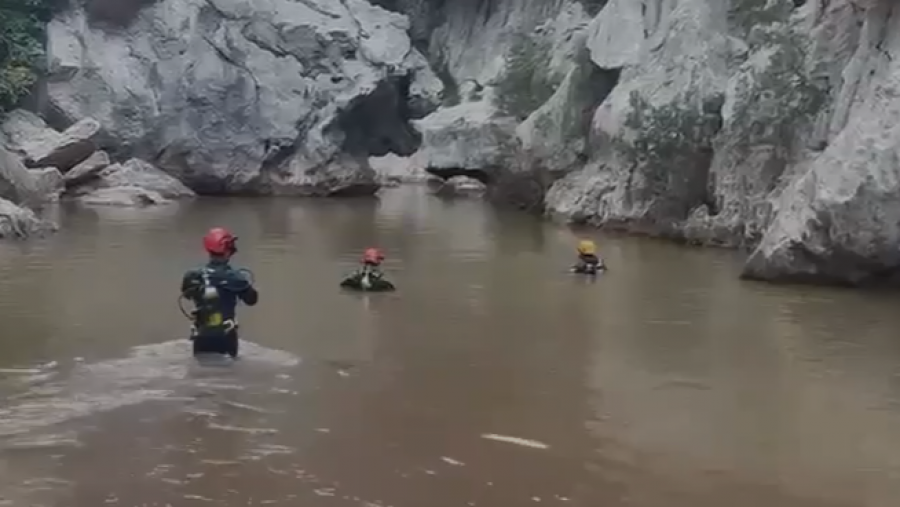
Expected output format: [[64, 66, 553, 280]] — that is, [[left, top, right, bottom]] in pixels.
[[340, 247, 394, 291], [571, 239, 605, 275], [181, 227, 259, 358]]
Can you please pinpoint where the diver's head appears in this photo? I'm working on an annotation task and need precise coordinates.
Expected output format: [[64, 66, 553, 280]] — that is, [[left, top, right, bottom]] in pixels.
[[203, 227, 238, 260], [362, 247, 384, 266], [577, 239, 596, 256]]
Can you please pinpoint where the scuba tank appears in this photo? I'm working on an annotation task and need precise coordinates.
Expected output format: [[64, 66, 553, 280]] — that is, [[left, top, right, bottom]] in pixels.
[[195, 271, 224, 328]]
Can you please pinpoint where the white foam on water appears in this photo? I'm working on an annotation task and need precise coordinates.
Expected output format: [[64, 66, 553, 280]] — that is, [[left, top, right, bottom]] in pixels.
[[0, 339, 301, 439]]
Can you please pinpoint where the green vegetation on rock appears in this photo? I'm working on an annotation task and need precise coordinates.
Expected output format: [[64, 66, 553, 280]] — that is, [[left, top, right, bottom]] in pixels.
[[728, 1, 826, 152], [493, 31, 559, 121], [0, 0, 55, 112], [616, 92, 722, 165]]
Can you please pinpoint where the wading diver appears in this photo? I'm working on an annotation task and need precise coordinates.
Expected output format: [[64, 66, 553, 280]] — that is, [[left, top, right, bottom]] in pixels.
[[180, 227, 259, 358], [571, 239, 606, 275], [340, 248, 395, 291]]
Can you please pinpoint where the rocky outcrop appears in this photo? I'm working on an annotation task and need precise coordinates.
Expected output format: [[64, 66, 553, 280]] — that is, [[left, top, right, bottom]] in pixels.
[[79, 186, 169, 207], [64, 150, 110, 189], [0, 125, 57, 238], [371, 0, 900, 285], [74, 158, 195, 200], [0, 146, 43, 206], [0, 198, 56, 239], [1, 109, 195, 208], [740, 1, 900, 284], [414, 101, 518, 178], [44, 0, 443, 196], [546, 0, 737, 236], [14, 0, 898, 283], [1, 110, 103, 172], [29, 168, 64, 202], [371, 0, 595, 204]]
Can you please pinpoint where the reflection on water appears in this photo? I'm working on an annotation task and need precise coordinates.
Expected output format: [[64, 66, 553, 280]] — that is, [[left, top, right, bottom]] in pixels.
[[0, 187, 900, 506]]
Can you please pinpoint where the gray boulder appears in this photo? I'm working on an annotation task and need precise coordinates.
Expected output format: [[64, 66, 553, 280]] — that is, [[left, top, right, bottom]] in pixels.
[[412, 101, 518, 177], [76, 158, 195, 199], [29, 168, 65, 203], [0, 198, 57, 238], [79, 186, 170, 207], [1, 111, 101, 172], [0, 146, 42, 206], [64, 150, 111, 189]]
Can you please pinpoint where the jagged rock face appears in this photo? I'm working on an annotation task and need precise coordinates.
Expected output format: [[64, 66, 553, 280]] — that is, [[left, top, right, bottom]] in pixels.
[[743, 0, 900, 284], [33, 0, 900, 284], [371, 0, 596, 209], [546, 0, 737, 235], [510, 37, 619, 211], [44, 0, 443, 195], [534, 0, 900, 285]]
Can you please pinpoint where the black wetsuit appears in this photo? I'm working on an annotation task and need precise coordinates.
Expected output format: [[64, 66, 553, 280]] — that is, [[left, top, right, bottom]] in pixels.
[[340, 264, 394, 291], [572, 253, 604, 275], [181, 258, 258, 357]]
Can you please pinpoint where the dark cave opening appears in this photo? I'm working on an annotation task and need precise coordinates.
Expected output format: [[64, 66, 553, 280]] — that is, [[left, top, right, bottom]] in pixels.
[[336, 73, 426, 159]]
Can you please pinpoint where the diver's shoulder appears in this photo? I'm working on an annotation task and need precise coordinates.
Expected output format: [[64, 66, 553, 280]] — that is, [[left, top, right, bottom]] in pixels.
[[182, 266, 205, 278]]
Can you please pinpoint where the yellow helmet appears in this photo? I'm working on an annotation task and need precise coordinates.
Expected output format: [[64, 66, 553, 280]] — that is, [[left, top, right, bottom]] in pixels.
[[577, 239, 596, 255]]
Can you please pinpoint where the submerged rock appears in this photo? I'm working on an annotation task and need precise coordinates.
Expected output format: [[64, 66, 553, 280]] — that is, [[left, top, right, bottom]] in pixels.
[[45, 0, 443, 195]]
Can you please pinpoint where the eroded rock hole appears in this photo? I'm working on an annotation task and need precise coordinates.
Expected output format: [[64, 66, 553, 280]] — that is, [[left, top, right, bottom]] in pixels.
[[336, 74, 423, 158]]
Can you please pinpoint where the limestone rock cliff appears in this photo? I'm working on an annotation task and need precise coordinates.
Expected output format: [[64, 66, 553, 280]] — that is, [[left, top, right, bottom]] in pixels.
[[8, 0, 899, 283], [374, 0, 900, 286], [43, 0, 442, 195]]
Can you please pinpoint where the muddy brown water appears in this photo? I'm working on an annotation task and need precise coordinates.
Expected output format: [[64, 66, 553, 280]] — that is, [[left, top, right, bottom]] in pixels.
[[1, 186, 900, 507]]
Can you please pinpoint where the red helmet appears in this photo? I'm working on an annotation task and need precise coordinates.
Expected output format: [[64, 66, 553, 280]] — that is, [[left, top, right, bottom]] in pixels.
[[203, 227, 237, 255], [362, 247, 384, 264]]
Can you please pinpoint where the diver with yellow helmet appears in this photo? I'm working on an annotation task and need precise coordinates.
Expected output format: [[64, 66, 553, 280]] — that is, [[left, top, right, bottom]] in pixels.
[[571, 239, 606, 275]]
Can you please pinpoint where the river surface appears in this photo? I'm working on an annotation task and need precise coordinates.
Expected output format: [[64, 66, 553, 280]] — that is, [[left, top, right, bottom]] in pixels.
[[1, 186, 900, 507]]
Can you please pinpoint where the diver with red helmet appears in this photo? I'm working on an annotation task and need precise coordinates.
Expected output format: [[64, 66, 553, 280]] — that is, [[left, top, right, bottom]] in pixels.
[[180, 227, 259, 358], [340, 247, 395, 291]]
